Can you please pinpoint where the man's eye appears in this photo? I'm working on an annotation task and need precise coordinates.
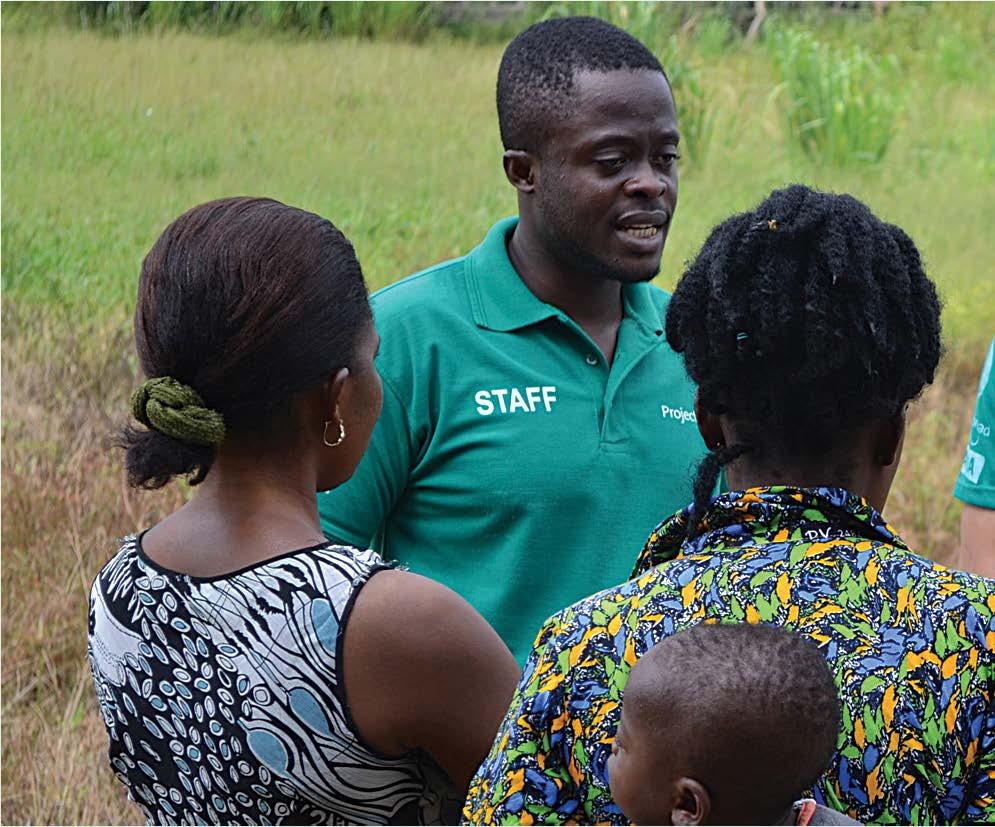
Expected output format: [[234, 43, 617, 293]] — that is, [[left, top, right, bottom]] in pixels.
[[653, 153, 680, 167], [596, 157, 626, 170]]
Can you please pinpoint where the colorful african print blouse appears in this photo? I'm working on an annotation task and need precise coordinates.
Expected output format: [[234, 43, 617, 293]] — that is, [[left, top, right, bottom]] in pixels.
[[463, 486, 995, 825]]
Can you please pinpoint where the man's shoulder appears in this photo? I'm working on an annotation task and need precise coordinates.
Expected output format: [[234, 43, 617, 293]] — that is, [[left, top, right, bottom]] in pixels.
[[643, 280, 674, 318], [371, 255, 471, 327], [365, 255, 479, 391]]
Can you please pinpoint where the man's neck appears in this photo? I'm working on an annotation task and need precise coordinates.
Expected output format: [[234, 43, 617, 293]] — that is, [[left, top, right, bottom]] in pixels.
[[507, 221, 624, 361]]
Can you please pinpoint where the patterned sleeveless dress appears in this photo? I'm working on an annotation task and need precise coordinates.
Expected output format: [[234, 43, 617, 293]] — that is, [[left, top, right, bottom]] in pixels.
[[88, 535, 459, 825]]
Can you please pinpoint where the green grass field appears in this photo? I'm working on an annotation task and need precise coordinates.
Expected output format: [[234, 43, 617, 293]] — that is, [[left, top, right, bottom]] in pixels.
[[2, 4, 994, 822]]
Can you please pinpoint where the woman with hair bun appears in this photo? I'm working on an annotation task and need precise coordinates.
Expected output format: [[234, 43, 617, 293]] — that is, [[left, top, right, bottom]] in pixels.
[[88, 197, 519, 825]]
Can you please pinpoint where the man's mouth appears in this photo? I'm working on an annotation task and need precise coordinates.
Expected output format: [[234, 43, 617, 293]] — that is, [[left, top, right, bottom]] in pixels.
[[616, 211, 670, 243], [621, 225, 662, 240]]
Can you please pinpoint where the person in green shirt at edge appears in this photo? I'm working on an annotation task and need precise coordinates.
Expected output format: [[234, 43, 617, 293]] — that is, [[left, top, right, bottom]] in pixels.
[[318, 16, 708, 664], [955, 336, 995, 578]]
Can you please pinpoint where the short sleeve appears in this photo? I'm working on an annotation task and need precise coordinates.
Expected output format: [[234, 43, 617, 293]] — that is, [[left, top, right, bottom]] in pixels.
[[955, 339, 995, 509], [318, 375, 414, 548]]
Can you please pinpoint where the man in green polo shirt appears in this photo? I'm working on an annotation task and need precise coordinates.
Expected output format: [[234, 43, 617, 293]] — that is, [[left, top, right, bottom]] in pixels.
[[318, 17, 707, 663]]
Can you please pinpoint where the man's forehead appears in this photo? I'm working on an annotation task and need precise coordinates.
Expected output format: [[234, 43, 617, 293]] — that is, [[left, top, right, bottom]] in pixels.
[[569, 67, 671, 95], [563, 69, 674, 116]]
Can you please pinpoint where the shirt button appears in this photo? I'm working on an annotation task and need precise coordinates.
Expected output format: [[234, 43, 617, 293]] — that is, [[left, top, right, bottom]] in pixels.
[[585, 354, 598, 366]]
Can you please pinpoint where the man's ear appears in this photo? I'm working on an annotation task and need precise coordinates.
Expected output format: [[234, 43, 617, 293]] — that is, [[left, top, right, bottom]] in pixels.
[[695, 390, 725, 451], [503, 150, 537, 194], [874, 407, 908, 467], [671, 777, 709, 826]]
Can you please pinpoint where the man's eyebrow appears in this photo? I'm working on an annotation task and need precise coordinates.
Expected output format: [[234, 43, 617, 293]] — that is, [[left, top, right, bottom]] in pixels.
[[583, 130, 681, 147]]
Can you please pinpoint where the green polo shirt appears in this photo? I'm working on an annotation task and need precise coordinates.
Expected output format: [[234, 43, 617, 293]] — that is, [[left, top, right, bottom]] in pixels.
[[318, 217, 707, 663]]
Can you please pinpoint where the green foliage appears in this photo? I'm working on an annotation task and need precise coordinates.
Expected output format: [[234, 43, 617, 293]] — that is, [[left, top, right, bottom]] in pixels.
[[691, 12, 736, 61], [3, 1, 440, 41], [659, 36, 714, 168], [769, 28, 902, 166], [924, 9, 990, 85], [281, 2, 436, 41], [2, 6, 993, 338]]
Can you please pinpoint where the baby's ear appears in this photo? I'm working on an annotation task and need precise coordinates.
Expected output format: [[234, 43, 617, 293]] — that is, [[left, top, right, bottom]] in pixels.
[[671, 777, 709, 826]]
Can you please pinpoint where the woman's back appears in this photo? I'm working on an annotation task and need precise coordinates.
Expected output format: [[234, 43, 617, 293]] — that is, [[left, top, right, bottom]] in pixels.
[[88, 198, 519, 824], [465, 485, 995, 824], [90, 536, 458, 824], [635, 485, 995, 822]]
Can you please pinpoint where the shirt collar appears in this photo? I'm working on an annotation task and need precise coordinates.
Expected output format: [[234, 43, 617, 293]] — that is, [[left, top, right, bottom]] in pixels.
[[465, 216, 664, 334], [632, 485, 910, 576]]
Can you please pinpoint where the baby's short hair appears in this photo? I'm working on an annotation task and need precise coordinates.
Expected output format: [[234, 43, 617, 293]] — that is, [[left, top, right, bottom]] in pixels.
[[625, 622, 840, 818]]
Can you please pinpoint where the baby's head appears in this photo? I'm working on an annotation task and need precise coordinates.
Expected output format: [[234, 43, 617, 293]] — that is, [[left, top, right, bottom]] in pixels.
[[607, 623, 840, 825]]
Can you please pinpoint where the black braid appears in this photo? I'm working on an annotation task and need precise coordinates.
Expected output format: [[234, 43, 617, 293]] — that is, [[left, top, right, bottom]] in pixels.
[[668, 185, 942, 529]]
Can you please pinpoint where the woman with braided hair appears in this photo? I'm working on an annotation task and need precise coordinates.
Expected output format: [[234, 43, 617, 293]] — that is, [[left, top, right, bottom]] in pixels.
[[465, 185, 995, 825], [87, 197, 518, 825]]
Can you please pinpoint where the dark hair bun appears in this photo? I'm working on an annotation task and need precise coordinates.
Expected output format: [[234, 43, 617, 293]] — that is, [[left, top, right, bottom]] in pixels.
[[120, 197, 371, 489]]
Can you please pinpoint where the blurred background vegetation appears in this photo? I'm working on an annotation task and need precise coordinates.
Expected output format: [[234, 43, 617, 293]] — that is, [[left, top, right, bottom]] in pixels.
[[2, 2, 993, 822]]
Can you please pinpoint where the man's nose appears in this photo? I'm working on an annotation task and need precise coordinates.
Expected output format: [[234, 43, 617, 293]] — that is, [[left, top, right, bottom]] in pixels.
[[622, 160, 666, 199]]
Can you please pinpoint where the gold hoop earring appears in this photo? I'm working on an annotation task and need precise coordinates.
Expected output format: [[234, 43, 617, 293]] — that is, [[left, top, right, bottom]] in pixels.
[[323, 419, 346, 448]]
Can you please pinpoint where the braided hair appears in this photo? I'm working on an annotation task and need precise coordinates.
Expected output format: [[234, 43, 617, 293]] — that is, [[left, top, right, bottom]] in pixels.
[[666, 185, 942, 528]]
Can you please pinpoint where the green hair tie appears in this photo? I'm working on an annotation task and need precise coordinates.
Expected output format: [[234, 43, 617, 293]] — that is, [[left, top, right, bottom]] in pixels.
[[131, 377, 226, 447]]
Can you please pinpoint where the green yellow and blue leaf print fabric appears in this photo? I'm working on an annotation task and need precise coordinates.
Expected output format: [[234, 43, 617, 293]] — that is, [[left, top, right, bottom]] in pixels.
[[463, 487, 995, 825]]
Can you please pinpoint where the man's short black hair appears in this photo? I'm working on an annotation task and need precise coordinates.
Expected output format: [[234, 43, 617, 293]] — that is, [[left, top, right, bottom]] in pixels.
[[497, 16, 667, 152], [626, 622, 841, 822]]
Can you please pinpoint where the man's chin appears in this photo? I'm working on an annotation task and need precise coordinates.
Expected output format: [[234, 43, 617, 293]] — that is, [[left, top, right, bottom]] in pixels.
[[570, 246, 662, 284], [612, 258, 663, 283]]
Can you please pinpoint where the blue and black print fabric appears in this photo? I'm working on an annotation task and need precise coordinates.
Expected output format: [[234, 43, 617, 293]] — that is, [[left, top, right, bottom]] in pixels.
[[89, 536, 458, 825]]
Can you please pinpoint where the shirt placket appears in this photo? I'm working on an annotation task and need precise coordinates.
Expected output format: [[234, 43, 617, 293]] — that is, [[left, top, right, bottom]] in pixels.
[[551, 314, 610, 436], [600, 318, 658, 445], [554, 314, 658, 445]]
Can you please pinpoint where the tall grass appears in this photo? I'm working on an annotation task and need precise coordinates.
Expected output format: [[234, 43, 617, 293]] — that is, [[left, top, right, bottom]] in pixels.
[[3, 1, 441, 41], [769, 28, 902, 166], [2, 4, 994, 822]]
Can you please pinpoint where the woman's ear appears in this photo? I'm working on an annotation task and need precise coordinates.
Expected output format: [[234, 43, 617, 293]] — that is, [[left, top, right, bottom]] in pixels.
[[671, 777, 710, 826], [322, 367, 350, 421], [503, 150, 537, 194], [695, 390, 725, 451]]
